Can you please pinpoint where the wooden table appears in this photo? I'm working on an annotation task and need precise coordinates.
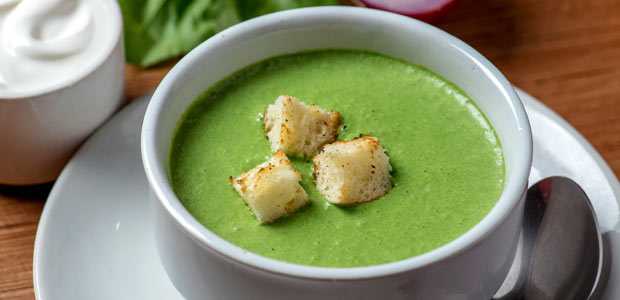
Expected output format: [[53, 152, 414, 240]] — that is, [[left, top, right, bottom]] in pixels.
[[1, 1, 619, 299]]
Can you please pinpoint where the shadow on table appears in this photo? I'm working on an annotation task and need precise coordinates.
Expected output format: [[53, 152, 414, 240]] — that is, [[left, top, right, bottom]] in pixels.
[[0, 182, 54, 201]]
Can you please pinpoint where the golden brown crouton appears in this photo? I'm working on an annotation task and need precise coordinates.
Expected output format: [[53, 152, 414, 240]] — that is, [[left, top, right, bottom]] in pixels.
[[313, 136, 392, 205], [264, 95, 341, 158], [230, 151, 308, 223]]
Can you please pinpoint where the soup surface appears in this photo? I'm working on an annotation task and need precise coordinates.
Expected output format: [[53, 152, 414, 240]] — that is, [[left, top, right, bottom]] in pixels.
[[170, 50, 504, 267]]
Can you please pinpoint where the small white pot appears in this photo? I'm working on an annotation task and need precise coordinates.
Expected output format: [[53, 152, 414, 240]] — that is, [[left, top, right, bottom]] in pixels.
[[0, 0, 124, 185], [142, 7, 532, 300]]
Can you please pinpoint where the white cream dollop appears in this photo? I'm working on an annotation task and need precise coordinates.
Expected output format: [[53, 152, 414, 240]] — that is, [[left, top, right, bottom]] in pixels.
[[3, 0, 92, 59], [0, 0, 118, 97]]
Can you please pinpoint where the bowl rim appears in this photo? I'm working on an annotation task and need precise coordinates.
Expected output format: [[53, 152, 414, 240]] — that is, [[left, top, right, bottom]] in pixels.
[[141, 6, 533, 280]]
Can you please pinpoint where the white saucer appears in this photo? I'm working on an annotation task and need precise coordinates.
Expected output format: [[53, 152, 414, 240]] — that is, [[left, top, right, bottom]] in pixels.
[[33, 89, 620, 300]]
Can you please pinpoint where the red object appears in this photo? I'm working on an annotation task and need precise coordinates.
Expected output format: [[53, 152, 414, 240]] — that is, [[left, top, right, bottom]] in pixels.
[[359, 0, 457, 23]]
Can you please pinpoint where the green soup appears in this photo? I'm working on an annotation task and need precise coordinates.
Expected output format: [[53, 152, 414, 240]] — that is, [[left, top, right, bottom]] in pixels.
[[170, 50, 504, 267]]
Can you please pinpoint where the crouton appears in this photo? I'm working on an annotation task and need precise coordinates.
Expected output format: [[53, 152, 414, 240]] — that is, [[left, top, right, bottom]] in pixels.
[[313, 136, 392, 205], [230, 151, 309, 223], [264, 95, 341, 158]]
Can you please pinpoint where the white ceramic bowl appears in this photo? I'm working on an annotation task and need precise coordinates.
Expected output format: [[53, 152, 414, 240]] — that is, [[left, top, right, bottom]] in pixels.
[[142, 7, 532, 300], [0, 0, 124, 185]]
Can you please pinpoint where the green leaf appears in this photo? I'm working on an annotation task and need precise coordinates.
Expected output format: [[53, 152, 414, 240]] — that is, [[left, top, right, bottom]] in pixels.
[[119, 0, 339, 67], [235, 0, 339, 19]]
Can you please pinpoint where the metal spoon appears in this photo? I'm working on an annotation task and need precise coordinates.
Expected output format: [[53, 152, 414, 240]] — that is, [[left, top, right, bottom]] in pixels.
[[493, 176, 605, 300]]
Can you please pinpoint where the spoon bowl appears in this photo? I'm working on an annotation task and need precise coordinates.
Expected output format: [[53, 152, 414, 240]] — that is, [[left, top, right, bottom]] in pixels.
[[494, 176, 605, 300]]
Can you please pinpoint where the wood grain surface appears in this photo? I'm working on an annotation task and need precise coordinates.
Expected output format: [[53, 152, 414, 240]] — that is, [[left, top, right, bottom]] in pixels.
[[1, 1, 619, 299]]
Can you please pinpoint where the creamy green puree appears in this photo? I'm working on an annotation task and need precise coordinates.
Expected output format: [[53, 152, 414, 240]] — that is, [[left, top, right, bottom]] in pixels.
[[170, 50, 504, 267]]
